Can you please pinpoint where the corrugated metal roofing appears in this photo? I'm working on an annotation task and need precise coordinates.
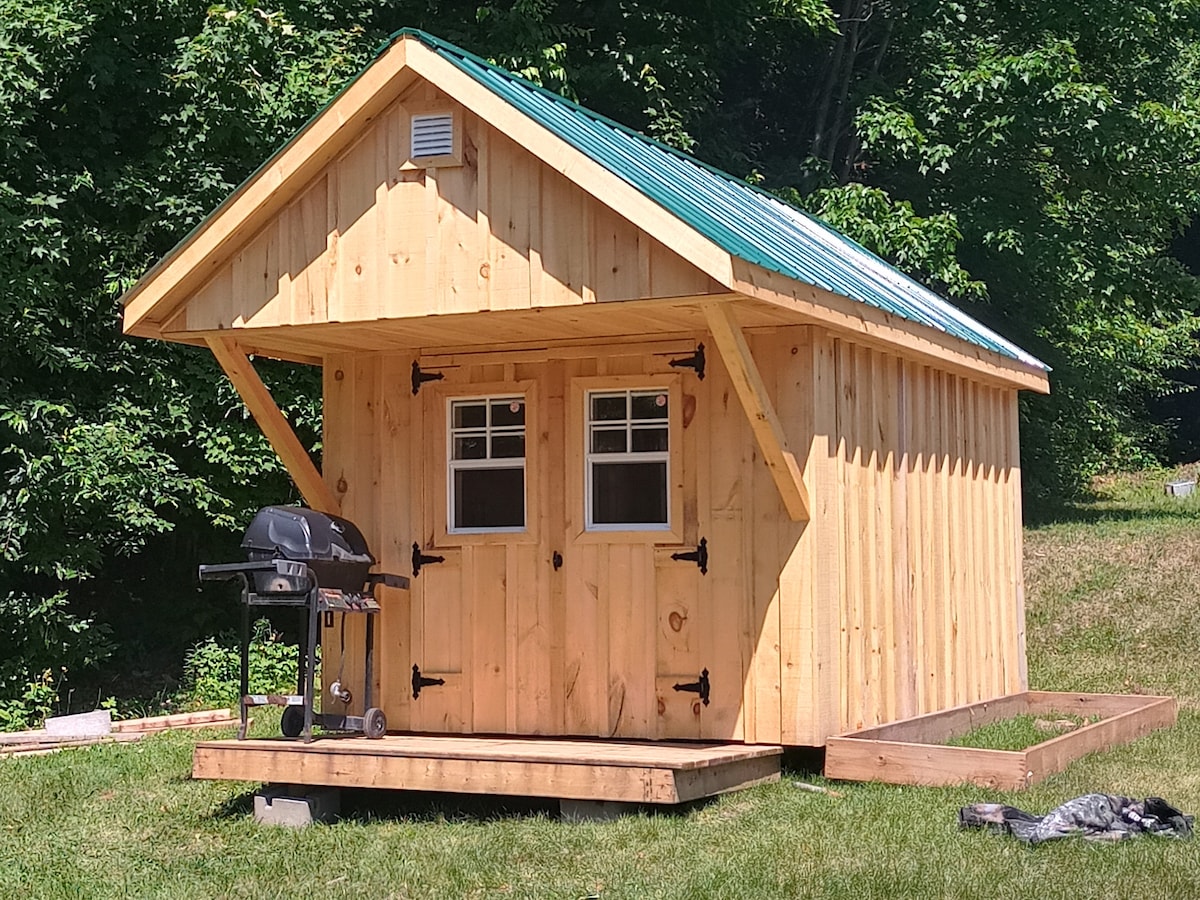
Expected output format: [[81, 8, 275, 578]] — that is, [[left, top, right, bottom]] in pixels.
[[391, 28, 1047, 371]]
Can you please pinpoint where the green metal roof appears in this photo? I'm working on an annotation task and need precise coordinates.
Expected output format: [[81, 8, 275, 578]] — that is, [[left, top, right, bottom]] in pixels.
[[389, 29, 1047, 372]]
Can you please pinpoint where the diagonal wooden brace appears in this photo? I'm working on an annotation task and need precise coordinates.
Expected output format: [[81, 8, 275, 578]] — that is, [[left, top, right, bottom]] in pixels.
[[702, 301, 811, 522], [206, 335, 341, 515]]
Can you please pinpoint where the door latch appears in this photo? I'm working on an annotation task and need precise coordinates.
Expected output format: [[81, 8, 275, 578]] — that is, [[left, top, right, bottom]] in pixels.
[[671, 537, 708, 575], [673, 668, 710, 706], [411, 664, 446, 699], [412, 542, 445, 576]]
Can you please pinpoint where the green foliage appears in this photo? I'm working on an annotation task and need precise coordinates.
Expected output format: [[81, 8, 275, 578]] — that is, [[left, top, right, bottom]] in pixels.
[[0, 0, 1196, 714], [180, 619, 303, 709], [843, 0, 1200, 497], [0, 669, 59, 732]]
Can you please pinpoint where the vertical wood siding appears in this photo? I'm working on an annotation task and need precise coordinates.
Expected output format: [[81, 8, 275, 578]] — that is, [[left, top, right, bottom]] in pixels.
[[178, 91, 718, 335], [320, 326, 1025, 745]]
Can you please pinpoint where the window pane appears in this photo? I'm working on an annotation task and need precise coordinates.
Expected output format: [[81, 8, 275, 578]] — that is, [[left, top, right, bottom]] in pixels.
[[630, 426, 668, 453], [453, 435, 487, 460], [452, 402, 486, 429], [491, 433, 525, 459], [591, 462, 668, 525], [491, 399, 525, 427], [590, 427, 627, 454], [631, 392, 668, 420], [590, 394, 627, 421], [453, 467, 524, 529]]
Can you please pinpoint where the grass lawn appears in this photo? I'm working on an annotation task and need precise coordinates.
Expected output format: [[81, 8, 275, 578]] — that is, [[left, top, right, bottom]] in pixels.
[[3, 470, 1200, 899]]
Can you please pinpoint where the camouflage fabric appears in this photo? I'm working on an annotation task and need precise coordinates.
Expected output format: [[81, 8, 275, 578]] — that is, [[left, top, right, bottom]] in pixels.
[[959, 794, 1194, 844]]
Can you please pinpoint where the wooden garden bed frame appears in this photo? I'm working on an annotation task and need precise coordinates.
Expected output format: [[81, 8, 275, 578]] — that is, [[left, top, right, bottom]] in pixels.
[[824, 691, 1177, 790]]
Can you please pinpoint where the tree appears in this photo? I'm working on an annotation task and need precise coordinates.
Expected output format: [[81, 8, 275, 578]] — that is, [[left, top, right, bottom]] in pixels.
[[756, 0, 1200, 498]]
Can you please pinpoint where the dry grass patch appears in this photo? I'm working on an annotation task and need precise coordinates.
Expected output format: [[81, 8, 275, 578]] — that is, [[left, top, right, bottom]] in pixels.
[[1026, 469, 1200, 706]]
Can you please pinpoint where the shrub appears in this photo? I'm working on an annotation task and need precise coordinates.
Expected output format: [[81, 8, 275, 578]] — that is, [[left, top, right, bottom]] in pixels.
[[0, 669, 58, 732], [179, 619, 306, 709]]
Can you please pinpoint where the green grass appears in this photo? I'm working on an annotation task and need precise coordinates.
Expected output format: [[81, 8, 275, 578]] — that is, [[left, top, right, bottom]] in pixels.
[[3, 470, 1200, 899], [944, 713, 1098, 751]]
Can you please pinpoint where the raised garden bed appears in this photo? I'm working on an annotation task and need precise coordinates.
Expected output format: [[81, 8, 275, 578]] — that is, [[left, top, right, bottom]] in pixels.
[[824, 692, 1176, 790]]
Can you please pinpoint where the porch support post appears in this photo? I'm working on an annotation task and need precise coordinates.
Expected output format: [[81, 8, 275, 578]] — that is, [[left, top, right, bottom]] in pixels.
[[702, 301, 811, 522], [206, 335, 341, 515]]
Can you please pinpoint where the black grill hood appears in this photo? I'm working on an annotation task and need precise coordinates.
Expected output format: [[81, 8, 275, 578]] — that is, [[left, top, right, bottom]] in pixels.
[[241, 505, 374, 564]]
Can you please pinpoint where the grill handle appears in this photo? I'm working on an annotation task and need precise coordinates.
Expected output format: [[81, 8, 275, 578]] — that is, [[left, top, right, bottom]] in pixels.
[[368, 572, 411, 591], [198, 559, 305, 582]]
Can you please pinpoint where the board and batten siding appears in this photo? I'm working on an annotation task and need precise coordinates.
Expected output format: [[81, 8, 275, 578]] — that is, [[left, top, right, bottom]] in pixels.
[[318, 324, 1024, 746], [169, 85, 720, 340], [810, 335, 1026, 735]]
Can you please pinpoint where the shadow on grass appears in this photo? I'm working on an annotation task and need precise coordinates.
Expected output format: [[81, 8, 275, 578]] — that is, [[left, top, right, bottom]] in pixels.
[[339, 789, 558, 824], [207, 787, 728, 824], [339, 789, 723, 823], [211, 790, 256, 819], [1024, 499, 1200, 529]]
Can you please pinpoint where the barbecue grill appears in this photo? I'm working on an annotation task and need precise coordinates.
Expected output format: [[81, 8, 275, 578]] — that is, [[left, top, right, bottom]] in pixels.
[[198, 506, 409, 742]]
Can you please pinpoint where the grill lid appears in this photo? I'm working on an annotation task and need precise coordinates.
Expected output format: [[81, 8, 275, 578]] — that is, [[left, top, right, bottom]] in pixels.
[[241, 505, 375, 565]]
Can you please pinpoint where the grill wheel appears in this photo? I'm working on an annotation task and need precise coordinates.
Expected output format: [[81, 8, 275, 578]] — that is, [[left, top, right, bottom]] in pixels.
[[364, 707, 386, 739], [281, 705, 304, 738]]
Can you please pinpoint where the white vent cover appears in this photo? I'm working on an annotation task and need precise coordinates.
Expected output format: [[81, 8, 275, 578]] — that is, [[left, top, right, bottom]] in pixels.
[[411, 113, 454, 159]]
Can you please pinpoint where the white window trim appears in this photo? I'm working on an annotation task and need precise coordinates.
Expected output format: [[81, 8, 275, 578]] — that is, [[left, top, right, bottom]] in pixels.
[[447, 394, 527, 535], [585, 389, 671, 532]]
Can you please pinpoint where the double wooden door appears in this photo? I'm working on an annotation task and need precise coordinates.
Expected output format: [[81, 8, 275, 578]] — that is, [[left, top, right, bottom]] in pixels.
[[406, 363, 746, 741]]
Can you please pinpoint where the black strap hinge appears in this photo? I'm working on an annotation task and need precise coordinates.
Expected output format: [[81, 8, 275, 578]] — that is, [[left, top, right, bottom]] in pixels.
[[411, 361, 444, 395], [411, 664, 445, 699], [671, 537, 708, 575], [673, 668, 710, 705], [412, 542, 445, 576], [669, 342, 705, 380]]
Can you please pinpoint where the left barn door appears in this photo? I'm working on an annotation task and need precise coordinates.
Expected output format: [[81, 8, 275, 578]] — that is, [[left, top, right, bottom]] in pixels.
[[409, 381, 544, 734]]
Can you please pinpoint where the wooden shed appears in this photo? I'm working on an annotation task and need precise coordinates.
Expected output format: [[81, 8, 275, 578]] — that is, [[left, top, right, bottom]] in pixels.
[[122, 31, 1062, 800]]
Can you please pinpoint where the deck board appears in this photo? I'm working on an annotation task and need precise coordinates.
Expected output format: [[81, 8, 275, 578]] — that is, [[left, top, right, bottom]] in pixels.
[[193, 734, 782, 804]]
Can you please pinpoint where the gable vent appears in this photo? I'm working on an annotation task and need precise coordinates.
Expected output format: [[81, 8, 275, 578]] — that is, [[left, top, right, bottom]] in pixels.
[[411, 113, 455, 158]]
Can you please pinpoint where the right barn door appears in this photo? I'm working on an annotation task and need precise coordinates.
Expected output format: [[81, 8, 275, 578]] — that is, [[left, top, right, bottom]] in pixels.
[[654, 543, 745, 741]]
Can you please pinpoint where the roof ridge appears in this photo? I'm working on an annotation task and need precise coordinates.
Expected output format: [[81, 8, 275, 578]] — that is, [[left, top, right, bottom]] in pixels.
[[386, 29, 781, 199], [385, 29, 1045, 371]]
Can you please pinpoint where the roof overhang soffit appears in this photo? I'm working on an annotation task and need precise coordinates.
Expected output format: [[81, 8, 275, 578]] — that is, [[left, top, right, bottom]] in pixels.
[[730, 260, 1051, 394]]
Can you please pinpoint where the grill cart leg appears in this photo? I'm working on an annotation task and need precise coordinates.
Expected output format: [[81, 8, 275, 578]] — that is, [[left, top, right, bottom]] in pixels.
[[302, 580, 319, 743], [238, 577, 251, 741], [364, 611, 375, 711]]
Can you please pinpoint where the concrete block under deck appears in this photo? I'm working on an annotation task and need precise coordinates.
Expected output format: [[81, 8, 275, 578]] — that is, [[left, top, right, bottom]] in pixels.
[[193, 735, 783, 805]]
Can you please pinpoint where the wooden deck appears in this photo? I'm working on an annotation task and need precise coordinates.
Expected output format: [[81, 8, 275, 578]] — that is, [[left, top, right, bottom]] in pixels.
[[192, 735, 782, 804]]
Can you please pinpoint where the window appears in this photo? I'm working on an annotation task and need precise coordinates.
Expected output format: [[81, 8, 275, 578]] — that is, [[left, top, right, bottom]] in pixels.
[[448, 396, 525, 532], [586, 389, 670, 529]]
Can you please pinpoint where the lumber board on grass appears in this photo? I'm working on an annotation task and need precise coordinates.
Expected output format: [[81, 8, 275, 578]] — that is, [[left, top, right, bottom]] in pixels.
[[112, 709, 236, 732], [0, 733, 146, 758], [824, 737, 1029, 791], [824, 691, 1178, 790], [1023, 692, 1170, 718], [837, 693, 1032, 745], [1024, 696, 1177, 782]]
